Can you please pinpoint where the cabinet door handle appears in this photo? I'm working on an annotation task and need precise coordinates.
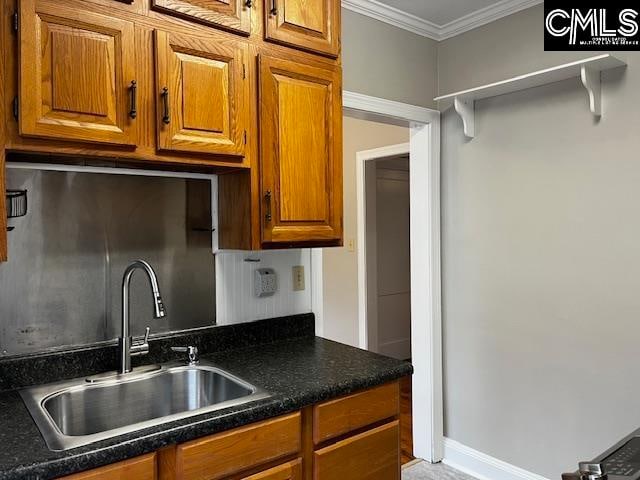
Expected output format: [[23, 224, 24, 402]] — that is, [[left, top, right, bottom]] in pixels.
[[270, 0, 277, 15], [161, 87, 170, 124], [128, 80, 137, 119], [245, 0, 252, 7], [265, 190, 272, 222]]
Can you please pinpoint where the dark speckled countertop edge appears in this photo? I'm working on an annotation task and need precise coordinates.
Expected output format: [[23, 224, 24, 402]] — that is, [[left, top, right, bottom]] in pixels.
[[0, 324, 412, 480]]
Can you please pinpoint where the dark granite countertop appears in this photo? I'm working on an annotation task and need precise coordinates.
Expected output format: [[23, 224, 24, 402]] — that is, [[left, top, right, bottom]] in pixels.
[[0, 315, 412, 480]]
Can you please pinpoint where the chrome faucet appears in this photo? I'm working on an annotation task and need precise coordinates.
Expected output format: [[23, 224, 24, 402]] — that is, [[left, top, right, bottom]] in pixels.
[[119, 260, 166, 374]]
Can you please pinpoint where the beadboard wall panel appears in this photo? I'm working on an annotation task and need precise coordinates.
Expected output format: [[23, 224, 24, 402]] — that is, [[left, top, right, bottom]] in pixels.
[[216, 249, 313, 325]]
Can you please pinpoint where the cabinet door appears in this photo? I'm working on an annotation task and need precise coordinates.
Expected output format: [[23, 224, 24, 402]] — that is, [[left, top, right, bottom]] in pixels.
[[19, 0, 136, 146], [155, 31, 249, 158], [259, 55, 342, 245], [241, 459, 303, 480], [314, 422, 400, 480], [152, 0, 251, 35], [265, 0, 340, 57]]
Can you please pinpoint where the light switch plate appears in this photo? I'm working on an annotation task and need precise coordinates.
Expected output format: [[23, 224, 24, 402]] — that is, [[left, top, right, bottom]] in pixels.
[[292, 265, 305, 291], [254, 268, 277, 297]]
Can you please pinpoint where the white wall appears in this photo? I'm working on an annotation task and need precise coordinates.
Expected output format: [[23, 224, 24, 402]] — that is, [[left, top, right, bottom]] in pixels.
[[322, 117, 409, 346], [342, 9, 438, 109], [216, 249, 312, 325], [439, 5, 639, 478]]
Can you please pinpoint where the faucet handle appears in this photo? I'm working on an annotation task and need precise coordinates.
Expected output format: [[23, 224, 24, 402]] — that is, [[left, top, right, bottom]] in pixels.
[[171, 345, 199, 364], [130, 326, 151, 356]]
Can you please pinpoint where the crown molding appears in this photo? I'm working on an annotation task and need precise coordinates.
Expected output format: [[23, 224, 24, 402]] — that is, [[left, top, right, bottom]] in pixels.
[[341, 0, 441, 40], [438, 0, 543, 39], [341, 0, 543, 41]]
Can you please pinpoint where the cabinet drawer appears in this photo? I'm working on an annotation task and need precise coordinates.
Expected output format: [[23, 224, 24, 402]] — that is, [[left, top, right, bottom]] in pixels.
[[60, 453, 156, 480], [176, 413, 301, 480], [313, 382, 399, 444], [240, 458, 302, 480], [313, 421, 400, 480]]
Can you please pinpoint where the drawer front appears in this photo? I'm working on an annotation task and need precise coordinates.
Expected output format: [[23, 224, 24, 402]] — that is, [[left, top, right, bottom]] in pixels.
[[313, 421, 400, 480], [60, 453, 156, 480], [176, 413, 301, 480], [240, 458, 302, 480], [313, 382, 399, 444]]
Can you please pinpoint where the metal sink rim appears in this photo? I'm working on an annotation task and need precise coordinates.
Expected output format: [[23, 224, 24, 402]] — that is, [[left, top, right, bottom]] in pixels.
[[19, 360, 270, 451]]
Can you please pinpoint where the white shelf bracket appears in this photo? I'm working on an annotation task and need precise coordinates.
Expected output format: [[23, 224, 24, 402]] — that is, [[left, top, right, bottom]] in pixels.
[[454, 97, 475, 138], [580, 65, 602, 117]]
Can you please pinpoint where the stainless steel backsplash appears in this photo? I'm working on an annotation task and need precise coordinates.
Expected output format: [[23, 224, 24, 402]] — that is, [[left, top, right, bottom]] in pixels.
[[0, 169, 216, 356]]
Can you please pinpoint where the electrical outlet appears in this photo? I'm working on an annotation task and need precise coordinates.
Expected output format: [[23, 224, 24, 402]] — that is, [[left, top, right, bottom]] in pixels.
[[292, 265, 305, 291], [254, 268, 277, 297], [347, 238, 355, 252]]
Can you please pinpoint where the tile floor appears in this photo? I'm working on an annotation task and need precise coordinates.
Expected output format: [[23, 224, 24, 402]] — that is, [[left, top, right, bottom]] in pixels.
[[402, 461, 478, 480]]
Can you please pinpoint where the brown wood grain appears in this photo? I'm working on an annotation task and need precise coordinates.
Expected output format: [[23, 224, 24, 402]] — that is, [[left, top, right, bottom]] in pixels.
[[239, 459, 303, 480], [265, 0, 340, 58], [218, 170, 253, 250], [259, 54, 342, 245], [60, 453, 157, 480], [157, 445, 178, 480], [312, 381, 400, 445], [152, 0, 251, 35], [175, 413, 301, 480], [313, 421, 401, 480], [400, 375, 414, 465], [19, 0, 137, 146], [154, 29, 249, 157]]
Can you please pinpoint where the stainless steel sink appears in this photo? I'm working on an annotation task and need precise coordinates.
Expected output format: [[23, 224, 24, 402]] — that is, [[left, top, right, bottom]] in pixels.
[[20, 361, 269, 451]]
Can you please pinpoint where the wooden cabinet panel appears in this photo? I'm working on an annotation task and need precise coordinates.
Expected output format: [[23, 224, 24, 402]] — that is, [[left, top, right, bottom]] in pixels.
[[259, 55, 342, 245], [240, 459, 303, 480], [313, 421, 400, 480], [152, 0, 251, 35], [155, 30, 249, 158], [175, 413, 301, 480], [60, 453, 156, 480], [19, 0, 136, 146], [313, 382, 400, 445], [265, 0, 340, 57]]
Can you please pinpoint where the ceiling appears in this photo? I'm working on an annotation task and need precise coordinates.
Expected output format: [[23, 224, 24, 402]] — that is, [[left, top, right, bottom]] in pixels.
[[341, 0, 543, 40], [374, 0, 503, 27]]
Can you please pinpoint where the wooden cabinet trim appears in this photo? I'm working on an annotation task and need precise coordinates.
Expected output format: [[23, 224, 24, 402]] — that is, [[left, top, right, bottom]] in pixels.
[[312, 381, 400, 445], [60, 453, 157, 480], [175, 412, 301, 480]]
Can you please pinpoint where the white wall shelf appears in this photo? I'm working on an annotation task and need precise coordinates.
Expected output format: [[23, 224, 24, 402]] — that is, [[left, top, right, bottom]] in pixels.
[[434, 54, 626, 139]]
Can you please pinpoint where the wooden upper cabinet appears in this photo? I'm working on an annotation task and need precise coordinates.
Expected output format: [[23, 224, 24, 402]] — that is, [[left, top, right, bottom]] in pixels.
[[259, 55, 342, 245], [265, 0, 340, 57], [152, 0, 251, 35], [154, 30, 249, 158], [19, 0, 137, 146]]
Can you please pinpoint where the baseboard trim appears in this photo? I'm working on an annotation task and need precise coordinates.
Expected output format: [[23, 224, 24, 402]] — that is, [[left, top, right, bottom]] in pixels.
[[443, 438, 551, 480]]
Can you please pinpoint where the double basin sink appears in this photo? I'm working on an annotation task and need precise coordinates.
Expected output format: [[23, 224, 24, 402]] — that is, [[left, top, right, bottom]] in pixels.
[[20, 360, 270, 451]]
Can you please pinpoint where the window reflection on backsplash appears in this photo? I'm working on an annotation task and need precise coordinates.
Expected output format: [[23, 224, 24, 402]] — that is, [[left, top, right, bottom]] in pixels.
[[0, 168, 216, 356]]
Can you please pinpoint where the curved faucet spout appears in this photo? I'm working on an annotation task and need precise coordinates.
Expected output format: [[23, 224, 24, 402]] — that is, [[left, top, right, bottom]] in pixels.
[[119, 260, 166, 374]]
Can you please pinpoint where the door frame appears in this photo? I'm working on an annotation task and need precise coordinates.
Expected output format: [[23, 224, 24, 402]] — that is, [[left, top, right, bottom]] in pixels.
[[311, 91, 443, 462]]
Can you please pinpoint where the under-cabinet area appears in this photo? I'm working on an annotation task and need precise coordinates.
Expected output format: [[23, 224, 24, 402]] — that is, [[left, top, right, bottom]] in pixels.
[[0, 0, 343, 259], [60, 382, 402, 480]]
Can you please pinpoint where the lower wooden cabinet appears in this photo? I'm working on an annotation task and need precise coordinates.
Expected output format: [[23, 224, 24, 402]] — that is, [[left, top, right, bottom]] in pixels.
[[313, 422, 400, 480], [240, 459, 303, 480], [56, 382, 400, 480], [60, 453, 156, 480]]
